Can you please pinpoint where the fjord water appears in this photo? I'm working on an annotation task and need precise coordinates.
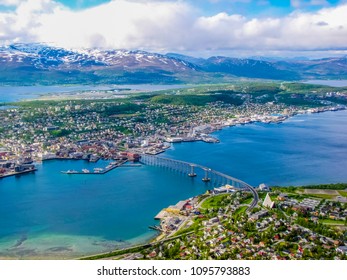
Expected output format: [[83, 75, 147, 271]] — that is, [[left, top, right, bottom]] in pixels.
[[303, 80, 347, 87], [0, 84, 187, 102], [1, 110, 347, 259], [165, 110, 347, 187], [0, 85, 114, 102]]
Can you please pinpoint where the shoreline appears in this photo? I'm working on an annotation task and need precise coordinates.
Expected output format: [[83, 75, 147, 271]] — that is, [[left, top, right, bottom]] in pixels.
[[0, 84, 190, 103], [2, 105, 339, 180], [82, 182, 347, 260], [0, 168, 37, 179]]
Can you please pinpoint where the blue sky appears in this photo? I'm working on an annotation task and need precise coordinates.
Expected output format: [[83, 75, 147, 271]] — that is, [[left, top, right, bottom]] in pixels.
[[58, 0, 109, 10], [0, 0, 347, 57], [56, 0, 343, 16], [1, 0, 343, 16]]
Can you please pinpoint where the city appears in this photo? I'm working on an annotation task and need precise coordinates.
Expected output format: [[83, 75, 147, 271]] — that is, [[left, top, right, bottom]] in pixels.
[[1, 82, 346, 178]]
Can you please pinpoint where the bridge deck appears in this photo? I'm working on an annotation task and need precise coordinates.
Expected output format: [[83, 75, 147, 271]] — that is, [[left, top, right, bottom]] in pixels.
[[140, 154, 259, 210]]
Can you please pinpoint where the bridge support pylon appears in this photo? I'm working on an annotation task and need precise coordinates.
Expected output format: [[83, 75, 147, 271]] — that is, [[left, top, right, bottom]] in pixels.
[[202, 168, 211, 182], [188, 164, 197, 177]]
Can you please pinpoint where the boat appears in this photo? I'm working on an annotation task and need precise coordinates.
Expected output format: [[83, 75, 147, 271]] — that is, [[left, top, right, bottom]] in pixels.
[[105, 164, 114, 169], [82, 169, 90, 173], [202, 136, 220, 143], [93, 168, 104, 173], [61, 170, 78, 174]]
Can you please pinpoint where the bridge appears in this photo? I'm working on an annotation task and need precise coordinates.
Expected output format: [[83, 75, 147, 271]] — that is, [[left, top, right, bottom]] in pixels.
[[139, 154, 259, 210]]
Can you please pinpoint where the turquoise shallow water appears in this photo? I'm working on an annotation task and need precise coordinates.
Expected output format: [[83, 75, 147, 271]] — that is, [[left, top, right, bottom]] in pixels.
[[1, 110, 347, 259], [0, 160, 210, 259]]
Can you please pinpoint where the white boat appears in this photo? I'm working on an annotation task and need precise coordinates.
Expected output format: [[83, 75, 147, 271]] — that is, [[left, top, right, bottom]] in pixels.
[[61, 170, 78, 174], [93, 168, 104, 173]]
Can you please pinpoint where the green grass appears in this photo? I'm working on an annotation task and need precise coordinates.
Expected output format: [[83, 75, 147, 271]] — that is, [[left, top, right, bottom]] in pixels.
[[173, 219, 201, 236], [271, 186, 298, 194], [240, 197, 253, 205], [197, 194, 210, 203], [150, 93, 243, 106], [258, 193, 268, 200], [319, 219, 345, 225], [234, 206, 248, 215], [81, 244, 151, 260], [301, 183, 347, 190], [200, 194, 230, 209], [338, 191, 347, 197], [307, 194, 336, 200], [272, 183, 347, 192], [103, 103, 144, 116], [272, 185, 347, 200]]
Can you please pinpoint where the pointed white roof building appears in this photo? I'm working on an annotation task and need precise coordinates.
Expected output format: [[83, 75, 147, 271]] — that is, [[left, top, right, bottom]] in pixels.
[[263, 193, 275, 208]]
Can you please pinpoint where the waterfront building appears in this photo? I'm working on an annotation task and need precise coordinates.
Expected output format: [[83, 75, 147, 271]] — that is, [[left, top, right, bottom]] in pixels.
[[259, 183, 270, 192]]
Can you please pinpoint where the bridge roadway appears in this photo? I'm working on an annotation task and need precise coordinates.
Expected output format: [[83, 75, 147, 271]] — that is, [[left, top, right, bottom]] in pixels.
[[139, 154, 259, 210]]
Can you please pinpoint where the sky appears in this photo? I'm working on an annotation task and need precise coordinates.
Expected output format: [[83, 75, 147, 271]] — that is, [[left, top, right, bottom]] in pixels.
[[0, 0, 347, 58]]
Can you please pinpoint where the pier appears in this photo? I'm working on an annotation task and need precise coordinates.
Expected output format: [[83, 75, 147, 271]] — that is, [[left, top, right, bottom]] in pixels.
[[61, 160, 128, 175], [139, 154, 259, 210], [0, 168, 37, 179], [119, 164, 142, 167]]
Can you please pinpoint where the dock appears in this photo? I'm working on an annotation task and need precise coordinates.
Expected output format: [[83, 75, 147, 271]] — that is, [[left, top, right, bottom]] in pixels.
[[148, 225, 163, 232], [61, 160, 128, 175], [0, 168, 37, 179], [119, 164, 142, 167]]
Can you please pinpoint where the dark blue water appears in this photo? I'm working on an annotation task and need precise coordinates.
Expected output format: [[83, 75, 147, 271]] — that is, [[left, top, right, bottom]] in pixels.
[[1, 110, 347, 259], [166, 110, 347, 186]]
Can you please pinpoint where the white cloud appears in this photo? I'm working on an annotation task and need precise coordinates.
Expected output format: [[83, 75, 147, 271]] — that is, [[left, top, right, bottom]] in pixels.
[[0, 0, 22, 6], [0, 0, 347, 54], [33, 0, 195, 50], [0, 0, 60, 43]]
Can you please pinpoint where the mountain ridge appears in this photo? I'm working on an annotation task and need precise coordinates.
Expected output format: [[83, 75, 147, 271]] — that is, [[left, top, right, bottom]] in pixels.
[[1, 43, 346, 85]]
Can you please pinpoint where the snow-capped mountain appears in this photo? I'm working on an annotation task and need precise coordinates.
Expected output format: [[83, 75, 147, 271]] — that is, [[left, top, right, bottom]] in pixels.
[[0, 43, 195, 72], [0, 43, 347, 85]]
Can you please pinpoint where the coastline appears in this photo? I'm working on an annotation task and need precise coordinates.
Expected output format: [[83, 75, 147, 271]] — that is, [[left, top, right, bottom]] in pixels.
[[0, 105, 345, 181]]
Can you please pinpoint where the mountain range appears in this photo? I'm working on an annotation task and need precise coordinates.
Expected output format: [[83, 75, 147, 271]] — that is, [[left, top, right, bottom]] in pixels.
[[0, 43, 346, 85]]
